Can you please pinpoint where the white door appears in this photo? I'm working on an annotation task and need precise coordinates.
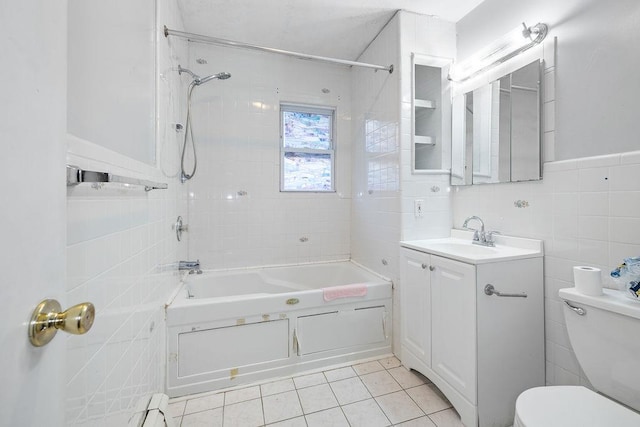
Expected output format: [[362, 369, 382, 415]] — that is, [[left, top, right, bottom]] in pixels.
[[0, 1, 67, 425]]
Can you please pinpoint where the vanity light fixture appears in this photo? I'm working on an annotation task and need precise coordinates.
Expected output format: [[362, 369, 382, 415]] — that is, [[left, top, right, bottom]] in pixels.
[[448, 22, 548, 82]]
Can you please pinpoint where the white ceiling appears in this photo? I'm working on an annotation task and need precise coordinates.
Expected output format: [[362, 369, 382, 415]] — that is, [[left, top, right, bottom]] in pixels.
[[177, 0, 484, 60]]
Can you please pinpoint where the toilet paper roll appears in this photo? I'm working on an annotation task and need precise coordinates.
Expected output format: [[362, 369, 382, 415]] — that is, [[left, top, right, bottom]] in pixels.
[[573, 266, 603, 296]]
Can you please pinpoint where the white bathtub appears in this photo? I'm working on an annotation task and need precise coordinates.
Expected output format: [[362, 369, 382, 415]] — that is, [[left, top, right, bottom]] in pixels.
[[166, 261, 392, 397]]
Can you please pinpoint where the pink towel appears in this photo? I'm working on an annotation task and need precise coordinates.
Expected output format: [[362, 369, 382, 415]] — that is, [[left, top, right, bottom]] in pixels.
[[323, 283, 368, 302]]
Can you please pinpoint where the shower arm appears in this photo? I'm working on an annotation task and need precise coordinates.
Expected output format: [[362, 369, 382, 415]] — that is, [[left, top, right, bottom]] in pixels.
[[178, 65, 200, 81]]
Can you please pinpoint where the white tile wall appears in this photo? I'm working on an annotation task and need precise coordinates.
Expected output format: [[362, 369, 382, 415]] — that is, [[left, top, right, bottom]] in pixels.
[[63, 0, 188, 424], [184, 44, 353, 270], [452, 150, 640, 387], [351, 14, 402, 355], [66, 145, 184, 426], [351, 12, 458, 356]]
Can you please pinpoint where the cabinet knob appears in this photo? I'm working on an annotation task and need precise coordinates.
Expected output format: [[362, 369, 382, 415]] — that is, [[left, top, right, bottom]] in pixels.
[[421, 263, 435, 271], [429, 265, 435, 271], [421, 263, 428, 269]]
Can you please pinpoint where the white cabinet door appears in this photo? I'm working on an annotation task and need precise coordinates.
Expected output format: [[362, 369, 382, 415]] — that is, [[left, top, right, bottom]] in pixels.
[[297, 306, 387, 355], [431, 255, 477, 404], [178, 319, 290, 377], [400, 248, 432, 367]]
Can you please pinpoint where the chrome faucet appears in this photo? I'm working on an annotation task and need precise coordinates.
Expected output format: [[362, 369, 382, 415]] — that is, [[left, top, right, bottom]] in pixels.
[[179, 260, 202, 274], [462, 216, 499, 247]]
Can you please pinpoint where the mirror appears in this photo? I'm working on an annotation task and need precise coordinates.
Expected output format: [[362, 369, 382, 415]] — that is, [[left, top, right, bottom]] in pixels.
[[67, 0, 157, 165], [451, 60, 542, 185]]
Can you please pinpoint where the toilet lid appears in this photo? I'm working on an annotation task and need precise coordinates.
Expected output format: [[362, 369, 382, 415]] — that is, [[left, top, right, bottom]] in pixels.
[[515, 386, 640, 427]]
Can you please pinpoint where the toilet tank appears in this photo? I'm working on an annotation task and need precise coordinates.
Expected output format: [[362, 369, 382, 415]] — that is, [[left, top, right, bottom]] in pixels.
[[559, 288, 640, 411]]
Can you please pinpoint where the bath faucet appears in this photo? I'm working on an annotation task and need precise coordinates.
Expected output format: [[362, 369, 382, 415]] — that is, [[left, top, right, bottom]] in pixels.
[[179, 260, 202, 274], [462, 216, 495, 246]]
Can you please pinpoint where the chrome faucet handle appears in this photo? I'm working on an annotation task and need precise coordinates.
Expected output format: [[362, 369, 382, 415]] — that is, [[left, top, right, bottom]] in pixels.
[[462, 226, 481, 241], [486, 230, 501, 246]]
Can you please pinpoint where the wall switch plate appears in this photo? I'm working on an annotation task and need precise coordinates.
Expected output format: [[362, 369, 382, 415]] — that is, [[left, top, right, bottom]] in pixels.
[[414, 199, 424, 218]]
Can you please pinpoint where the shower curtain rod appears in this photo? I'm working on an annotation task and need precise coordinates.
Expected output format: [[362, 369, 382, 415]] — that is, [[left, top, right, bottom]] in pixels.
[[164, 26, 393, 74]]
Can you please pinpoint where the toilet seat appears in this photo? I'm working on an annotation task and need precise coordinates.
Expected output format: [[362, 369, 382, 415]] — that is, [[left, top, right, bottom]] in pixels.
[[514, 386, 640, 427]]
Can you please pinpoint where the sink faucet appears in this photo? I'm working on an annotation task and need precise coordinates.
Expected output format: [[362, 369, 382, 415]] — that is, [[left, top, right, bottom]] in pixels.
[[462, 216, 501, 247], [462, 216, 489, 246], [179, 260, 202, 274]]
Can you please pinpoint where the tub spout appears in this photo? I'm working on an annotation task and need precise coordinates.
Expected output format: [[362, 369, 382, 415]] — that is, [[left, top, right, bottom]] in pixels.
[[179, 260, 202, 274]]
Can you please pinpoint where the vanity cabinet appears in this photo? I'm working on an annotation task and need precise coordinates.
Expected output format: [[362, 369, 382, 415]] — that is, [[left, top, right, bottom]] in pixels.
[[400, 245, 544, 427]]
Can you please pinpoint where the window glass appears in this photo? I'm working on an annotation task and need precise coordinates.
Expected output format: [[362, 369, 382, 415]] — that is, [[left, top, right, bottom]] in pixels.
[[282, 152, 332, 191], [280, 104, 335, 192], [283, 111, 332, 150]]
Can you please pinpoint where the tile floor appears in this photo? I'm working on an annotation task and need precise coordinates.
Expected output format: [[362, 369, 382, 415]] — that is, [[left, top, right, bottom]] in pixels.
[[167, 356, 464, 427]]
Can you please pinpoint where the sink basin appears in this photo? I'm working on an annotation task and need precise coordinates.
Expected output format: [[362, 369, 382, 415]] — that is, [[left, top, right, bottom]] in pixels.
[[400, 229, 543, 264], [425, 242, 498, 256]]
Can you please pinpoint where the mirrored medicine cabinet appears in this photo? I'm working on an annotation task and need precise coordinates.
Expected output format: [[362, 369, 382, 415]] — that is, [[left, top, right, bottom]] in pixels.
[[450, 60, 542, 185]]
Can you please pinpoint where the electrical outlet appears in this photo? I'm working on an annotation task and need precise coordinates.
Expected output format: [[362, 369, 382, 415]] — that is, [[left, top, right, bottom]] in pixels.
[[414, 199, 424, 218]]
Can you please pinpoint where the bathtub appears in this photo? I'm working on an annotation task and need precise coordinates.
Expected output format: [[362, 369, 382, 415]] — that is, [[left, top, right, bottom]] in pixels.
[[166, 261, 392, 397]]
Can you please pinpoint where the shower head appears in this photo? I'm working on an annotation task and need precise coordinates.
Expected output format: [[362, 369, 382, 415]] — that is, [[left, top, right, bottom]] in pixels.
[[197, 72, 231, 85], [178, 65, 231, 86]]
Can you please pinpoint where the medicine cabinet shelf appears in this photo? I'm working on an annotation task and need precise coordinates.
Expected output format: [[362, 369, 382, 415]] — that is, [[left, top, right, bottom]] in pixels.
[[414, 136, 435, 145], [415, 99, 436, 109], [411, 53, 452, 173]]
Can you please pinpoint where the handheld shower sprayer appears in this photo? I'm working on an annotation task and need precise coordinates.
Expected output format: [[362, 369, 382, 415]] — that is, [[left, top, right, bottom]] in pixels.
[[178, 65, 231, 86], [198, 72, 231, 85], [177, 64, 231, 182]]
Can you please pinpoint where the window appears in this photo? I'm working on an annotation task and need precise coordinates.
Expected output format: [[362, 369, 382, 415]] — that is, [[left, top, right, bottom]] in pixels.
[[280, 103, 335, 192]]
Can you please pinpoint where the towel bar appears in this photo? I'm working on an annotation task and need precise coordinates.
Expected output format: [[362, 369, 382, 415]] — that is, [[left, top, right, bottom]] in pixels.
[[66, 165, 168, 191]]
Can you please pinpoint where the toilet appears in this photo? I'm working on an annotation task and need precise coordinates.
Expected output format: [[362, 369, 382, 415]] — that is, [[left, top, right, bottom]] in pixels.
[[514, 287, 640, 426]]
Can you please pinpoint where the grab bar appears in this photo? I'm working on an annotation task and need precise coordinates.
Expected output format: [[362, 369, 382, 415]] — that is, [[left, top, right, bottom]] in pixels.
[[484, 284, 527, 298], [66, 165, 168, 192]]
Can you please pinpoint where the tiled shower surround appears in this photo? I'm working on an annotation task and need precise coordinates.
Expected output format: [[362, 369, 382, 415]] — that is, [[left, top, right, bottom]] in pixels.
[[350, 14, 402, 287], [185, 44, 353, 270], [65, 150, 181, 424]]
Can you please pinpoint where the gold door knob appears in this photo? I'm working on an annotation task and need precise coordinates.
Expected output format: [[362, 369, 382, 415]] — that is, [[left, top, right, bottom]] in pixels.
[[29, 299, 95, 347]]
